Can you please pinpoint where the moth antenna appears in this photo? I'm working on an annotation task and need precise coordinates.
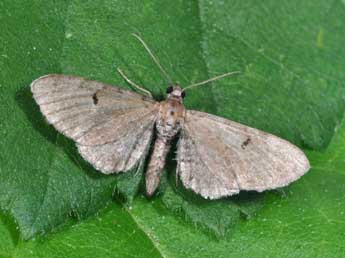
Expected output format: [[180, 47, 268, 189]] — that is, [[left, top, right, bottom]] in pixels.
[[183, 71, 241, 91], [117, 68, 153, 98], [132, 33, 173, 85]]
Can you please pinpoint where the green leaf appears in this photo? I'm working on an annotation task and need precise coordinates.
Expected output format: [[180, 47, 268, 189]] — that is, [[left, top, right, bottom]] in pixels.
[[7, 204, 162, 258], [1, 121, 345, 257], [1, 0, 345, 257], [0, 213, 16, 258], [160, 166, 265, 237], [161, 182, 265, 237], [199, 0, 345, 149]]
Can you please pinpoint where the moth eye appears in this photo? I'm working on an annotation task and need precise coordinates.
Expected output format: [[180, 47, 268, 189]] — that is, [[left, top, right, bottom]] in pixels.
[[181, 91, 186, 98], [166, 86, 173, 94]]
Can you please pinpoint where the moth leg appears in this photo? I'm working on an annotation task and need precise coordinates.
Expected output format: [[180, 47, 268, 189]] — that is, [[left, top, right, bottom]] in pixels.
[[135, 158, 145, 176], [117, 68, 153, 98], [175, 164, 179, 187]]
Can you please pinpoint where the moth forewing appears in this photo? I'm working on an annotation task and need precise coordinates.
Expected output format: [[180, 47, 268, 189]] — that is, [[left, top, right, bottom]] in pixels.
[[177, 110, 310, 199], [30, 74, 159, 174]]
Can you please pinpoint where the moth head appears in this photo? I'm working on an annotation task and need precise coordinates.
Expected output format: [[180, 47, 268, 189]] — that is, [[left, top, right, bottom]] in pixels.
[[166, 84, 186, 101]]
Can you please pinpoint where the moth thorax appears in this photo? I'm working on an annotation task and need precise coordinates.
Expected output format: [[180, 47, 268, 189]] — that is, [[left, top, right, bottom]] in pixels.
[[156, 100, 184, 140]]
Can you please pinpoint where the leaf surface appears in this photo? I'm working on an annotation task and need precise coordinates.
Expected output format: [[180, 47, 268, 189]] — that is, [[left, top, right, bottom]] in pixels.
[[0, 0, 344, 257]]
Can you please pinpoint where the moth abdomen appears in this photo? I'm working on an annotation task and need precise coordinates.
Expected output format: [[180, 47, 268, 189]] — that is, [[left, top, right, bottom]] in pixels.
[[146, 136, 171, 196]]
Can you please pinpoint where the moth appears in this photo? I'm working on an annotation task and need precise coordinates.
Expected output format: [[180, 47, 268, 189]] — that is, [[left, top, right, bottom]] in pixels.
[[31, 34, 310, 199]]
